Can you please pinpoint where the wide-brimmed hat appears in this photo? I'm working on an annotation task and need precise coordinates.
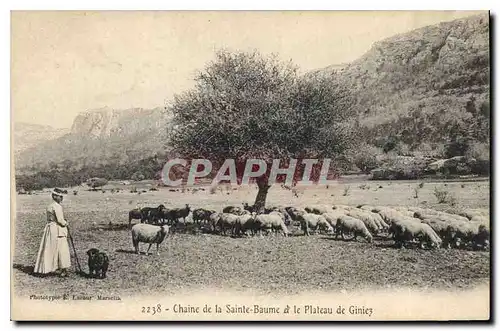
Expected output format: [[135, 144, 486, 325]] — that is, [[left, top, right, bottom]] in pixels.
[[51, 188, 67, 197]]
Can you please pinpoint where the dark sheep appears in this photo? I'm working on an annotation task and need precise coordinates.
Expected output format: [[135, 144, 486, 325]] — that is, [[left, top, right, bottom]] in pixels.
[[166, 204, 191, 224], [139, 205, 167, 225], [305, 205, 332, 215], [193, 208, 217, 225], [234, 213, 257, 236], [335, 216, 373, 243], [285, 207, 306, 226], [128, 208, 143, 229], [243, 203, 255, 213], [223, 206, 245, 215], [263, 206, 292, 226], [86, 248, 109, 279], [145, 204, 168, 225]]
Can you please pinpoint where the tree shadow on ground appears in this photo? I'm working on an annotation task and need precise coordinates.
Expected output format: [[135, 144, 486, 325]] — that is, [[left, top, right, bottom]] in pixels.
[[318, 236, 347, 242], [374, 242, 399, 249], [75, 270, 93, 278], [287, 232, 305, 237], [115, 249, 159, 256], [115, 247, 161, 256], [93, 223, 130, 231], [13, 263, 91, 279], [115, 249, 138, 254], [13, 263, 34, 275], [375, 235, 394, 241], [319, 235, 360, 242], [170, 223, 204, 235]]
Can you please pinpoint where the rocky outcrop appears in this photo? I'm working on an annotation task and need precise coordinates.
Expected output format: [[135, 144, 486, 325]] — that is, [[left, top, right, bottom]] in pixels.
[[314, 13, 490, 149], [70, 107, 118, 138], [15, 107, 174, 170], [70, 107, 170, 138]]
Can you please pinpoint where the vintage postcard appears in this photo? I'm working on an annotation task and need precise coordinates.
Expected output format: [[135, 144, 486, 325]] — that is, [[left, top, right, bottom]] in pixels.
[[11, 10, 491, 321]]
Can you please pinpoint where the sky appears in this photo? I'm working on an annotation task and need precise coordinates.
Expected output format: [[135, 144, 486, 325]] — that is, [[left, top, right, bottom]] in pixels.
[[11, 10, 485, 129]]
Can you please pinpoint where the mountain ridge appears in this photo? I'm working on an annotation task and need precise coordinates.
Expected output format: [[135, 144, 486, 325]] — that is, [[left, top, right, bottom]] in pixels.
[[15, 106, 174, 171], [14, 13, 490, 176], [13, 122, 70, 156]]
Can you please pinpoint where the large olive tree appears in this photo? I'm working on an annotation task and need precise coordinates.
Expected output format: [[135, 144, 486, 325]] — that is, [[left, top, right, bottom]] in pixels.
[[168, 49, 357, 212]]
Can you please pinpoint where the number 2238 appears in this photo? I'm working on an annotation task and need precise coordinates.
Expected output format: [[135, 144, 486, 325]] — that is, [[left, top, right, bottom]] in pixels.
[[142, 304, 162, 315]]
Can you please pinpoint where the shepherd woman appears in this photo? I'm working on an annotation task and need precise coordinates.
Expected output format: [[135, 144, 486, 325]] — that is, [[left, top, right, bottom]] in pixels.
[[34, 188, 71, 277]]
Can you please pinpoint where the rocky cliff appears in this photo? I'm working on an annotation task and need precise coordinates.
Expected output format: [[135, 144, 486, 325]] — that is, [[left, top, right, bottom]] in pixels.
[[319, 13, 490, 150]]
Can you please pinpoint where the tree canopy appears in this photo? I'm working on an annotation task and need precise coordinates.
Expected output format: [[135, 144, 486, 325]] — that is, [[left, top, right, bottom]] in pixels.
[[171, 51, 356, 162], [168, 49, 358, 210]]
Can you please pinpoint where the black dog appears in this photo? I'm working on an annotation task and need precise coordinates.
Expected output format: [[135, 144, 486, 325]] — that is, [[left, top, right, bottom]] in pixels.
[[86, 248, 109, 279]]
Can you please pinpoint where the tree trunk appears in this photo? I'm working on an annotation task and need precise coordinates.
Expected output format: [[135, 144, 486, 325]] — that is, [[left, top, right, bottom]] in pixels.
[[253, 181, 271, 214]]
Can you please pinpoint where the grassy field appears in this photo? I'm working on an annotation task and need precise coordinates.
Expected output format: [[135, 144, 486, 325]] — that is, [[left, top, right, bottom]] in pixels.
[[12, 178, 490, 298]]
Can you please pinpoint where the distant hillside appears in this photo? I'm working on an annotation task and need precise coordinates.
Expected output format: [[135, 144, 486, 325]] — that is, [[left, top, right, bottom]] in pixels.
[[317, 13, 490, 156], [15, 107, 174, 172], [14, 13, 490, 188], [13, 123, 69, 156]]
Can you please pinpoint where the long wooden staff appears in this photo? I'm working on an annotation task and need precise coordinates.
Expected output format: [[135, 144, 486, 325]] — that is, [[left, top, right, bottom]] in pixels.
[[67, 226, 82, 273]]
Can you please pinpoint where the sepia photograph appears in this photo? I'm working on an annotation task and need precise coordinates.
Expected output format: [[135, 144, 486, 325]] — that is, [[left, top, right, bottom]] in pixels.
[[10, 9, 491, 321]]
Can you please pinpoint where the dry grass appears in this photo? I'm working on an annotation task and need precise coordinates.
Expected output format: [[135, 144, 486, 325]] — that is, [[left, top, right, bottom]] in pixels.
[[12, 178, 490, 297]]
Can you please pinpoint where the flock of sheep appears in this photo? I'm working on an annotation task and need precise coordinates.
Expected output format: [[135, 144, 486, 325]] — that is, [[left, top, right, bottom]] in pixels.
[[127, 202, 490, 255]]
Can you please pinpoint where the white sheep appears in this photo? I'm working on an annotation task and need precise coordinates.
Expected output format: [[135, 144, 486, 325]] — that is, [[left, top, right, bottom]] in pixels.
[[335, 215, 373, 243], [452, 221, 490, 250], [413, 210, 438, 220], [387, 216, 420, 242], [300, 213, 333, 236], [131, 223, 170, 255], [357, 204, 375, 211], [234, 212, 257, 236], [209, 212, 221, 232], [322, 210, 347, 227], [390, 219, 441, 249], [265, 207, 292, 224], [440, 212, 469, 223], [413, 209, 468, 223], [413, 207, 449, 217], [403, 216, 423, 223], [421, 218, 457, 248], [346, 209, 380, 235], [470, 215, 489, 226], [458, 208, 489, 220], [305, 204, 333, 215], [254, 212, 289, 237], [316, 216, 334, 234], [218, 213, 239, 236], [376, 207, 405, 226], [369, 211, 389, 230], [356, 205, 389, 230], [285, 207, 306, 227], [431, 218, 469, 248], [392, 207, 415, 217], [333, 204, 353, 211], [419, 211, 468, 224], [358, 205, 383, 213]]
